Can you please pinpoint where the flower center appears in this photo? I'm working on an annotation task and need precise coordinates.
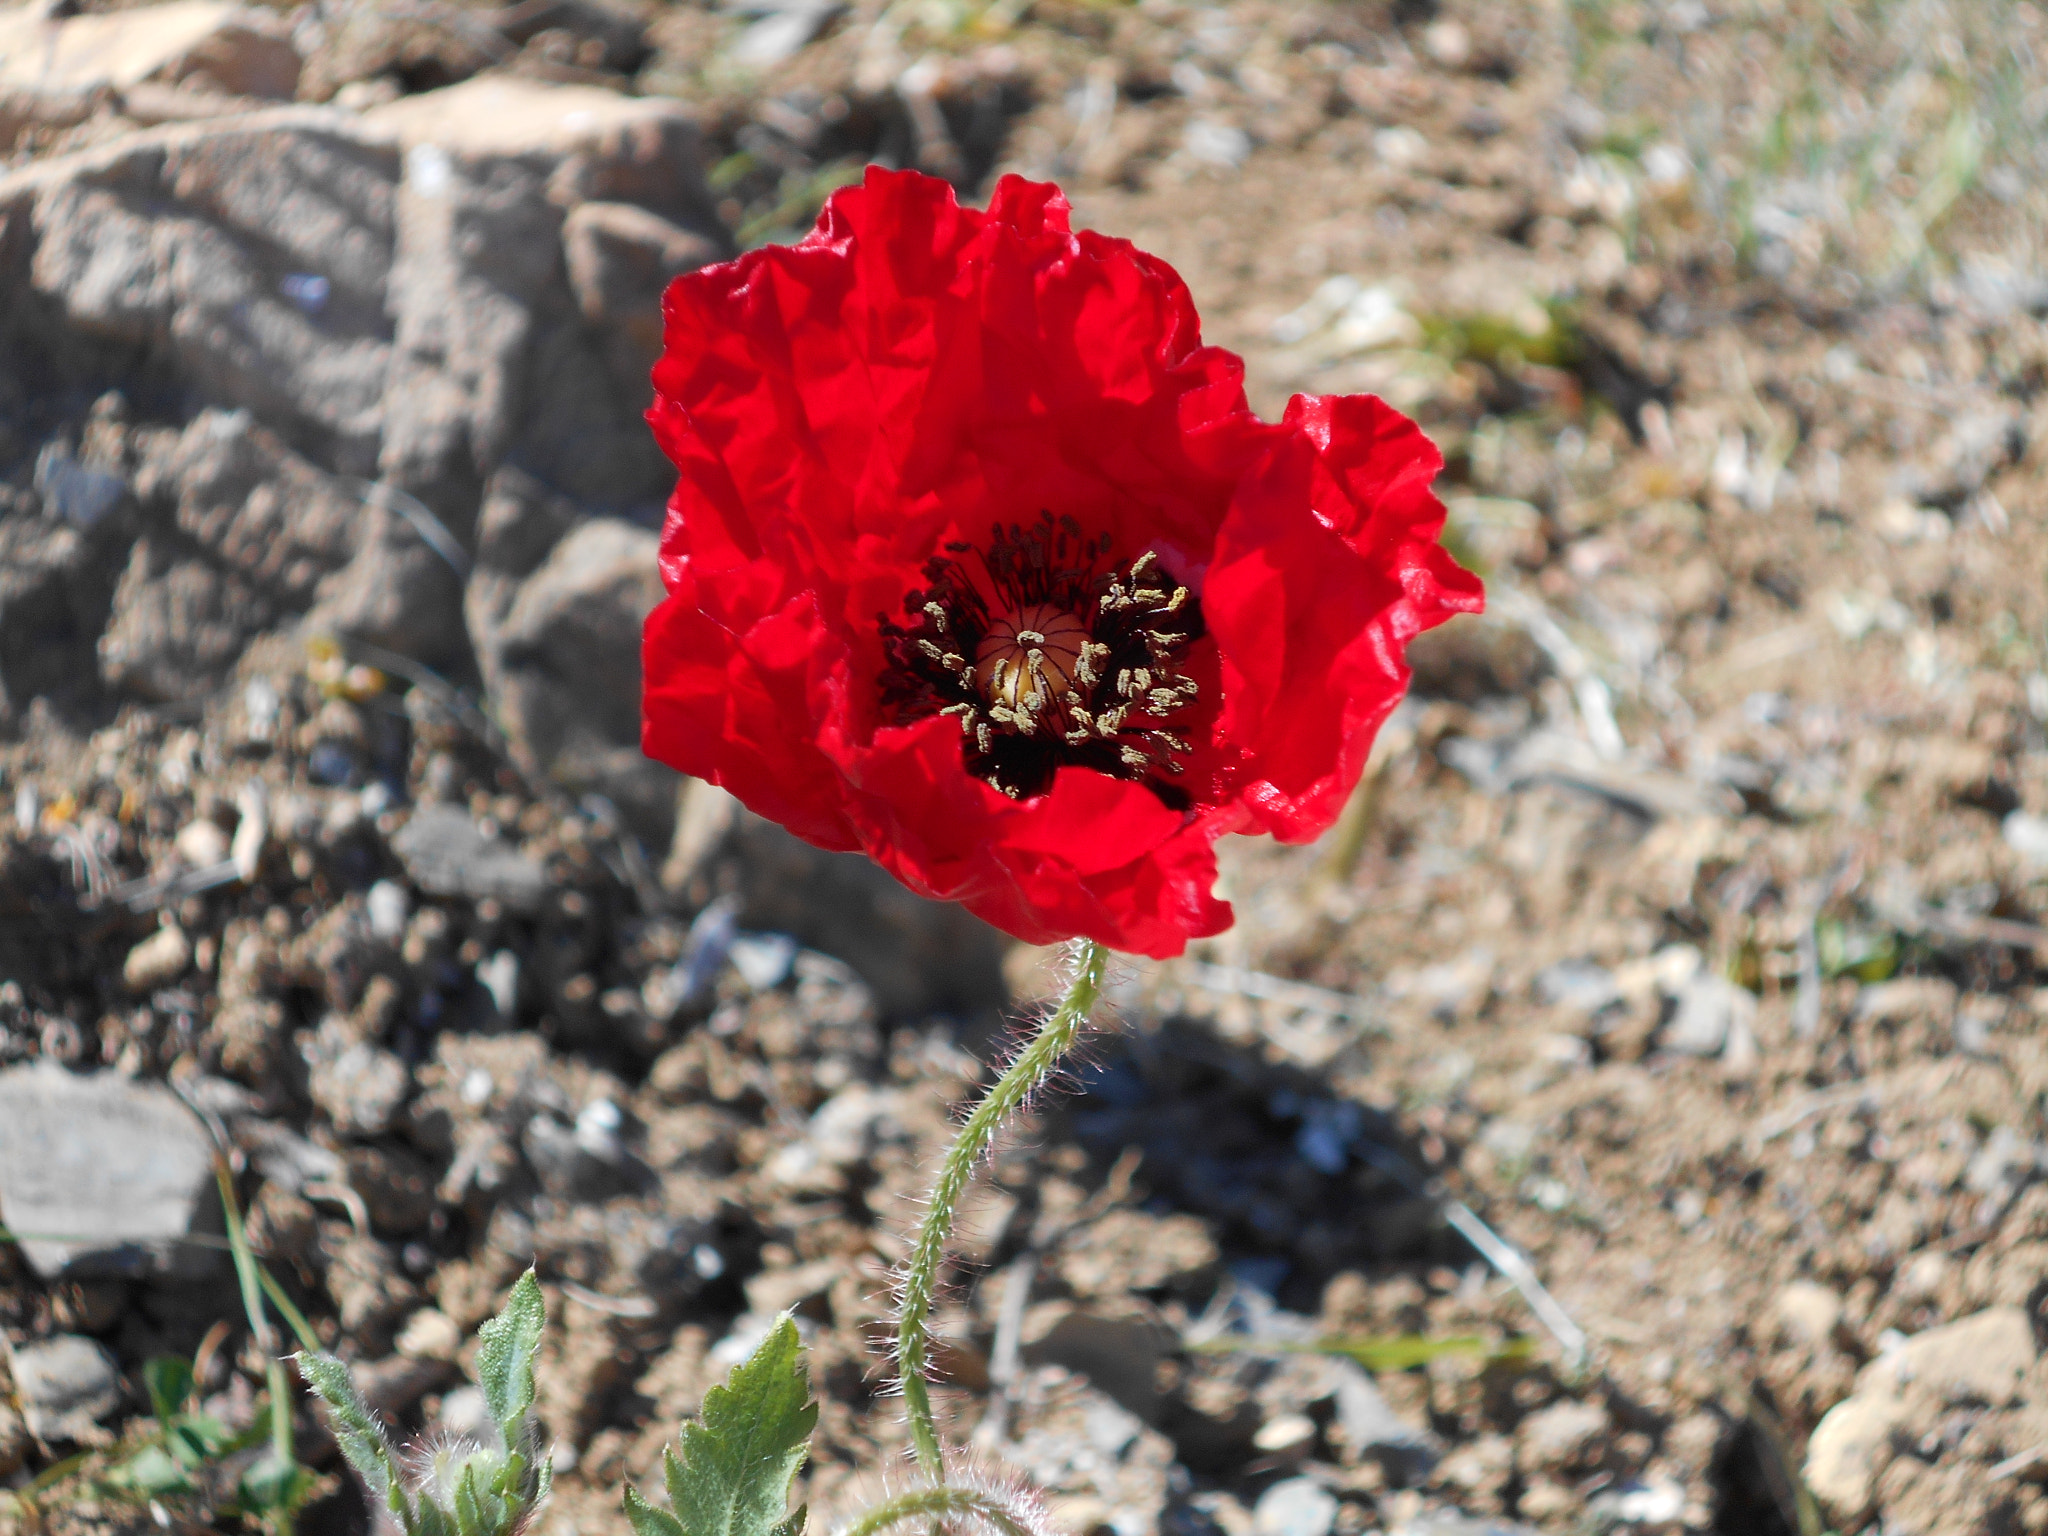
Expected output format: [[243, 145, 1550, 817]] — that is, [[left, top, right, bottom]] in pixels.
[[878, 513, 1204, 802], [974, 604, 1088, 713]]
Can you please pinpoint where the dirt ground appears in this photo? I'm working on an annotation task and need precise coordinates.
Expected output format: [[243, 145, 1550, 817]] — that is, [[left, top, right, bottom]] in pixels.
[[6, 2, 2048, 1535]]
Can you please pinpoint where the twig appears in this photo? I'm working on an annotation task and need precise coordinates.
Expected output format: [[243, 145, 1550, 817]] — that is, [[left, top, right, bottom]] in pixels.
[[975, 1253, 1035, 1446], [1178, 961, 1380, 1025], [302, 1180, 371, 1238], [1490, 585, 1625, 761], [346, 479, 473, 581], [1749, 1083, 1888, 1148], [1438, 1200, 1589, 1374], [557, 1280, 659, 1318], [1348, 1142, 1589, 1372], [1991, 1445, 2048, 1482]]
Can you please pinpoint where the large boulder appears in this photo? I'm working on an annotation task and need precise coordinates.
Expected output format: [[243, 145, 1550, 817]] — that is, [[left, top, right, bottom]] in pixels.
[[100, 408, 368, 700], [474, 514, 674, 841], [0, 107, 400, 472], [362, 76, 726, 526], [0, 76, 724, 722], [0, 0, 300, 150]]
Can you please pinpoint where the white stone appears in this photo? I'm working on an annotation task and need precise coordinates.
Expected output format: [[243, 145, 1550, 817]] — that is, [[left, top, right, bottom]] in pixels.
[[1854, 1306, 2035, 1405], [1770, 1280, 1843, 1348], [174, 816, 229, 868], [124, 923, 192, 992], [1804, 1391, 1910, 1524], [1252, 1478, 1337, 1536], [396, 1308, 463, 1361]]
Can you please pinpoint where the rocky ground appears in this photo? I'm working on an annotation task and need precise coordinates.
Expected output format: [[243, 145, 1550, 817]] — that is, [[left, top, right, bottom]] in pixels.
[[4, 1, 2048, 1535]]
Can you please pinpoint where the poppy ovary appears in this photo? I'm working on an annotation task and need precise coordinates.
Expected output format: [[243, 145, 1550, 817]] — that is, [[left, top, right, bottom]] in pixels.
[[974, 604, 1091, 715], [877, 515, 1204, 802]]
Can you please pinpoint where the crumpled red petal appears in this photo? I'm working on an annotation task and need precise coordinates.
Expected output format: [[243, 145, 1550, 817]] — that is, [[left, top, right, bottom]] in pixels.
[[642, 166, 1479, 958]]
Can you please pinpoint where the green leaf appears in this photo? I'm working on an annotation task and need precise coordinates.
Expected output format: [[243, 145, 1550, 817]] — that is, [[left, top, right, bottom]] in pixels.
[[646, 1315, 815, 1536], [625, 1485, 686, 1536], [165, 1414, 237, 1469], [452, 1460, 487, 1536], [295, 1352, 403, 1513], [106, 1444, 196, 1498], [238, 1448, 312, 1516], [143, 1356, 195, 1424], [475, 1270, 547, 1452]]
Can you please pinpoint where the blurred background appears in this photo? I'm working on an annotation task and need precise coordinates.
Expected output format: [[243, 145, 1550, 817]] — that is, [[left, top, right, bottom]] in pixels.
[[3, 3, 2048, 1536]]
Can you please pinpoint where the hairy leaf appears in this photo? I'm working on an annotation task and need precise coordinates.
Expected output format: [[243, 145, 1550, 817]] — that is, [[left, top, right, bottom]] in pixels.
[[624, 1485, 685, 1536], [475, 1270, 546, 1451], [295, 1352, 403, 1514], [650, 1315, 815, 1536]]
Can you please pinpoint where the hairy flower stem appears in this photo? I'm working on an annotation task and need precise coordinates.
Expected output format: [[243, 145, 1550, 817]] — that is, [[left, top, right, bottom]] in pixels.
[[840, 1486, 1041, 1536], [896, 939, 1109, 1478]]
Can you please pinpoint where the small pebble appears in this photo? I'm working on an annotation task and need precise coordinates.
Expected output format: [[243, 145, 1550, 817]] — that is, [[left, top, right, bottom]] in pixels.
[[123, 924, 192, 993]]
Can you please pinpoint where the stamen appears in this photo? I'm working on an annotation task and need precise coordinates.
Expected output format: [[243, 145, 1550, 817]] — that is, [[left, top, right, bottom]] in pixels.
[[877, 512, 1204, 801]]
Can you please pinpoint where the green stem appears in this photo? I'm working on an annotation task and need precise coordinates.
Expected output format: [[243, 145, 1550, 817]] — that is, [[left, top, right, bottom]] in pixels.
[[217, 1163, 297, 1536], [895, 939, 1107, 1479], [839, 1485, 1039, 1536], [258, 1265, 325, 1356]]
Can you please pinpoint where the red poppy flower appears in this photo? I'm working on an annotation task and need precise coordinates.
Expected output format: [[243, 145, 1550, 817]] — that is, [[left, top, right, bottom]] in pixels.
[[641, 167, 1480, 958]]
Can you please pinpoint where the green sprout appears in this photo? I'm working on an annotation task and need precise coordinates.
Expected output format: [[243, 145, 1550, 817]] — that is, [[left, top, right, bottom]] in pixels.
[[298, 1270, 554, 1536]]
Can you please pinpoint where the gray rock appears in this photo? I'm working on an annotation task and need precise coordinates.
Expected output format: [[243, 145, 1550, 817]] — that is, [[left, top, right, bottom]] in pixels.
[[1532, 958, 1620, 1015], [1803, 1307, 2037, 1526], [1514, 1397, 1609, 1474], [391, 804, 548, 912], [2003, 809, 2048, 867], [0, 2, 301, 106], [1661, 973, 1756, 1057], [0, 491, 122, 725], [520, 1111, 643, 1201], [1803, 1390, 1909, 1526], [34, 444, 127, 529], [0, 1063, 218, 1279], [479, 518, 675, 844], [700, 797, 1010, 1021], [4, 1335, 121, 1444], [302, 489, 469, 670], [464, 466, 580, 689], [562, 199, 721, 402], [1252, 1479, 1337, 1536], [1854, 1305, 2035, 1405], [365, 78, 721, 522], [0, 111, 400, 472], [302, 1022, 411, 1137], [1332, 1359, 1440, 1477], [101, 409, 368, 702], [98, 533, 276, 703], [1584, 1477, 1687, 1525], [123, 923, 193, 992], [1021, 1305, 1177, 1424]]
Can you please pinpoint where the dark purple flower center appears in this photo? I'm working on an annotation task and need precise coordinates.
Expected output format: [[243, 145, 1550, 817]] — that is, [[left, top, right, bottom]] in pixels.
[[878, 513, 1203, 802]]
